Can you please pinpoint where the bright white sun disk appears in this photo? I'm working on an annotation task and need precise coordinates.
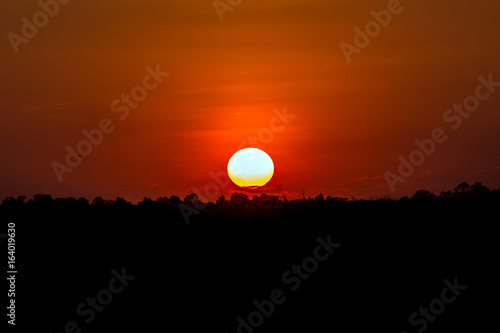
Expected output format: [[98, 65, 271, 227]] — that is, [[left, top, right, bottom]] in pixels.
[[227, 148, 274, 187]]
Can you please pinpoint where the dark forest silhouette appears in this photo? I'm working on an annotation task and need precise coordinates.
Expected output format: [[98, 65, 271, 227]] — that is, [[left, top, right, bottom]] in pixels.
[[1, 181, 497, 332]]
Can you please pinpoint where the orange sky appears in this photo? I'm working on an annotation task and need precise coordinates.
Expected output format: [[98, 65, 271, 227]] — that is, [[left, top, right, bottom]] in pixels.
[[1, 0, 500, 202]]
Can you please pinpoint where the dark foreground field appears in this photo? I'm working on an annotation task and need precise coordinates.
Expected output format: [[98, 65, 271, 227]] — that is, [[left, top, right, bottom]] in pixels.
[[1, 188, 498, 332]]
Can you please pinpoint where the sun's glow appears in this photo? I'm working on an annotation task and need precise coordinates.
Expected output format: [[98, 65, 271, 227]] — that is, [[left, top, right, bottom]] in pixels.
[[227, 148, 274, 187]]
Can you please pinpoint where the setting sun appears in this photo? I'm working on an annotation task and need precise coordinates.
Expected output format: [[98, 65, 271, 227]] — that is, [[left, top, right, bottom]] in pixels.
[[227, 148, 274, 187]]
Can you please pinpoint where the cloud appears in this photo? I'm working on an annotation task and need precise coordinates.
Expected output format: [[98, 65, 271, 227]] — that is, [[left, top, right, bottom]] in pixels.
[[226, 183, 296, 196], [417, 169, 443, 177], [352, 176, 382, 182]]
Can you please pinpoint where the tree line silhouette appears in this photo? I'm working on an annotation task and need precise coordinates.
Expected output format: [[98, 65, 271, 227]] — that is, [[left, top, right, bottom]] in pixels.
[[2, 181, 498, 211]]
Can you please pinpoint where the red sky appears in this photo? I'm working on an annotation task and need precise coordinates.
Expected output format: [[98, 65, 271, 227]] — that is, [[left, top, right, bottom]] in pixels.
[[1, 0, 500, 202]]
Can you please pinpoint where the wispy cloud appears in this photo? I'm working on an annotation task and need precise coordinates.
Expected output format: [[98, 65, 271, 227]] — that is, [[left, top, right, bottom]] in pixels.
[[352, 176, 382, 182], [417, 169, 443, 177]]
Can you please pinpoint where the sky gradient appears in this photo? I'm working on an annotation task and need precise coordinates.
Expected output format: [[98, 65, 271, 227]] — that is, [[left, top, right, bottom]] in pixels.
[[1, 0, 500, 202]]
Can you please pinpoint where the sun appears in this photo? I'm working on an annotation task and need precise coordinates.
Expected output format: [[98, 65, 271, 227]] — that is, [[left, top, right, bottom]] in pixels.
[[227, 148, 274, 187]]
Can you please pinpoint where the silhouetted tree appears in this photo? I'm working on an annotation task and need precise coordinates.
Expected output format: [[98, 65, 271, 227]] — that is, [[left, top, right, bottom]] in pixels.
[[76, 197, 89, 206], [169, 195, 181, 206], [156, 196, 170, 206], [454, 182, 470, 196], [183, 193, 205, 208], [411, 190, 436, 200], [32, 194, 53, 204], [114, 197, 132, 208], [470, 182, 490, 196], [2, 196, 26, 208], [250, 194, 280, 209], [230, 192, 250, 207], [183, 193, 198, 204], [216, 195, 227, 206], [251, 195, 260, 207], [315, 193, 325, 201], [92, 197, 105, 206], [268, 194, 279, 206], [139, 197, 155, 208]]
